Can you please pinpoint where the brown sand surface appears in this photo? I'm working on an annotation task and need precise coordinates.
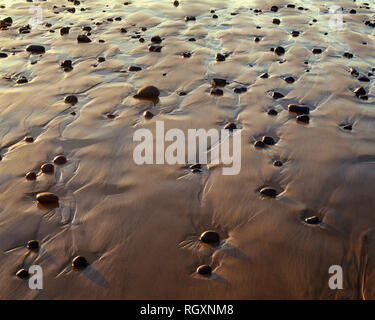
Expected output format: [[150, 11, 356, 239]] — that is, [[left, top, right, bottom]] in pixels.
[[1, 0, 375, 299]]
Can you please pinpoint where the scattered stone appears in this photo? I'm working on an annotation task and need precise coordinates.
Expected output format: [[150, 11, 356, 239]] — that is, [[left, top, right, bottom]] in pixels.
[[296, 114, 310, 123], [343, 52, 353, 59], [143, 110, 154, 119], [190, 163, 202, 170], [19, 25, 31, 34], [354, 87, 366, 97], [260, 73, 269, 79], [197, 265, 212, 276], [254, 141, 266, 148], [60, 27, 70, 35], [285, 76, 295, 83], [16, 269, 29, 279], [27, 240, 39, 251], [61, 60, 73, 72], [234, 87, 247, 94], [151, 35, 162, 43], [254, 37, 260, 42], [291, 30, 300, 37], [185, 16, 196, 22], [312, 48, 322, 54], [26, 45, 45, 54], [98, 57, 105, 63], [358, 76, 370, 82], [272, 92, 284, 99], [173, 0, 179, 7], [304, 216, 321, 224], [268, 109, 278, 116], [129, 66, 142, 72], [181, 52, 191, 58], [53, 155, 67, 165], [17, 76, 28, 84], [262, 136, 275, 145], [0, 52, 7, 58], [24, 136, 34, 143], [72, 256, 88, 270], [65, 95, 78, 105], [149, 45, 162, 52], [260, 187, 277, 198], [288, 104, 309, 114], [273, 160, 283, 167], [224, 122, 237, 131], [273, 18, 280, 25], [211, 88, 223, 96], [343, 124, 352, 131], [41, 163, 54, 174], [36, 192, 59, 205], [215, 53, 225, 61], [274, 46, 285, 55], [350, 67, 359, 76], [134, 86, 160, 100], [270, 6, 278, 12], [26, 172, 37, 181], [77, 35, 91, 43], [212, 78, 227, 87]]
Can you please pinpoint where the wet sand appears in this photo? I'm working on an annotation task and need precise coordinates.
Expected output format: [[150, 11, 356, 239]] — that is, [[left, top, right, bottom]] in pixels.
[[1, 0, 375, 299]]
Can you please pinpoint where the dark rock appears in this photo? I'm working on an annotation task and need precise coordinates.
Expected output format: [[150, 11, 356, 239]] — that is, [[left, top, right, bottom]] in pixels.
[[273, 18, 280, 25], [273, 160, 283, 167], [61, 60, 73, 71], [129, 66, 142, 72], [291, 30, 300, 37], [27, 240, 39, 251], [262, 136, 275, 145], [234, 87, 247, 94], [134, 86, 160, 100], [285, 76, 295, 83], [41, 163, 54, 174], [19, 25, 31, 34], [270, 6, 278, 12], [288, 104, 309, 114], [53, 155, 67, 165], [274, 46, 285, 55], [190, 163, 202, 170], [17, 76, 28, 84], [185, 16, 196, 22], [143, 110, 154, 119], [260, 73, 269, 79], [16, 269, 29, 279], [343, 124, 352, 131], [354, 87, 366, 97], [224, 122, 237, 131], [197, 265, 212, 276], [296, 114, 310, 123], [26, 172, 37, 181], [287, 4, 296, 8], [215, 53, 226, 61], [24, 136, 34, 143], [260, 187, 277, 198], [358, 76, 370, 82], [173, 1, 179, 7], [350, 67, 359, 76], [312, 48, 322, 54], [304, 216, 320, 224], [268, 109, 278, 116], [212, 78, 227, 87], [149, 45, 162, 52], [343, 52, 353, 59], [272, 92, 284, 99], [98, 57, 105, 63], [212, 14, 218, 19], [211, 88, 223, 96], [151, 35, 162, 43], [254, 141, 266, 148], [65, 95, 78, 105], [77, 35, 91, 43], [60, 27, 70, 35], [26, 45, 45, 54], [72, 256, 88, 270], [0, 52, 7, 58], [36, 192, 59, 205]]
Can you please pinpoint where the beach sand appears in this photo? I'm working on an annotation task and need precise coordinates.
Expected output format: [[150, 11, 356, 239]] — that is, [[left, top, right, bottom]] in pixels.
[[0, 0, 375, 299]]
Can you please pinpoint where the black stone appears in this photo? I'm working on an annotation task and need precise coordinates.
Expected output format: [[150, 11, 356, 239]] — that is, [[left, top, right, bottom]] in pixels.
[[143, 110, 154, 119], [260, 187, 277, 198], [267, 109, 278, 116], [224, 122, 237, 131], [211, 88, 223, 96], [254, 141, 265, 148], [354, 87, 366, 97], [26, 45, 45, 54], [41, 163, 54, 174], [212, 78, 227, 87], [296, 114, 310, 123], [274, 46, 285, 55], [304, 216, 320, 224], [288, 104, 309, 114], [285, 76, 295, 83], [215, 53, 226, 61], [24, 136, 34, 143], [27, 240, 39, 251], [312, 48, 322, 54], [273, 160, 283, 167], [53, 155, 67, 165], [262, 136, 275, 145], [272, 92, 284, 99], [26, 172, 37, 181], [72, 256, 88, 270], [16, 269, 29, 279], [36, 192, 59, 205], [197, 265, 212, 276], [151, 35, 162, 43], [77, 35, 91, 43], [129, 66, 142, 72]]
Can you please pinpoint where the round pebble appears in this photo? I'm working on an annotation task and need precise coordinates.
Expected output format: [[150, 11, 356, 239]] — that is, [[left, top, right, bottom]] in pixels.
[[26, 172, 37, 181], [53, 155, 67, 165], [262, 136, 275, 145], [143, 110, 154, 119], [41, 163, 54, 174], [64, 95, 78, 105], [72, 256, 88, 270], [200, 231, 220, 244], [260, 187, 277, 198], [197, 265, 212, 276], [273, 160, 283, 167], [16, 269, 29, 279], [26, 240, 39, 251], [304, 216, 321, 224], [134, 86, 160, 100]]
